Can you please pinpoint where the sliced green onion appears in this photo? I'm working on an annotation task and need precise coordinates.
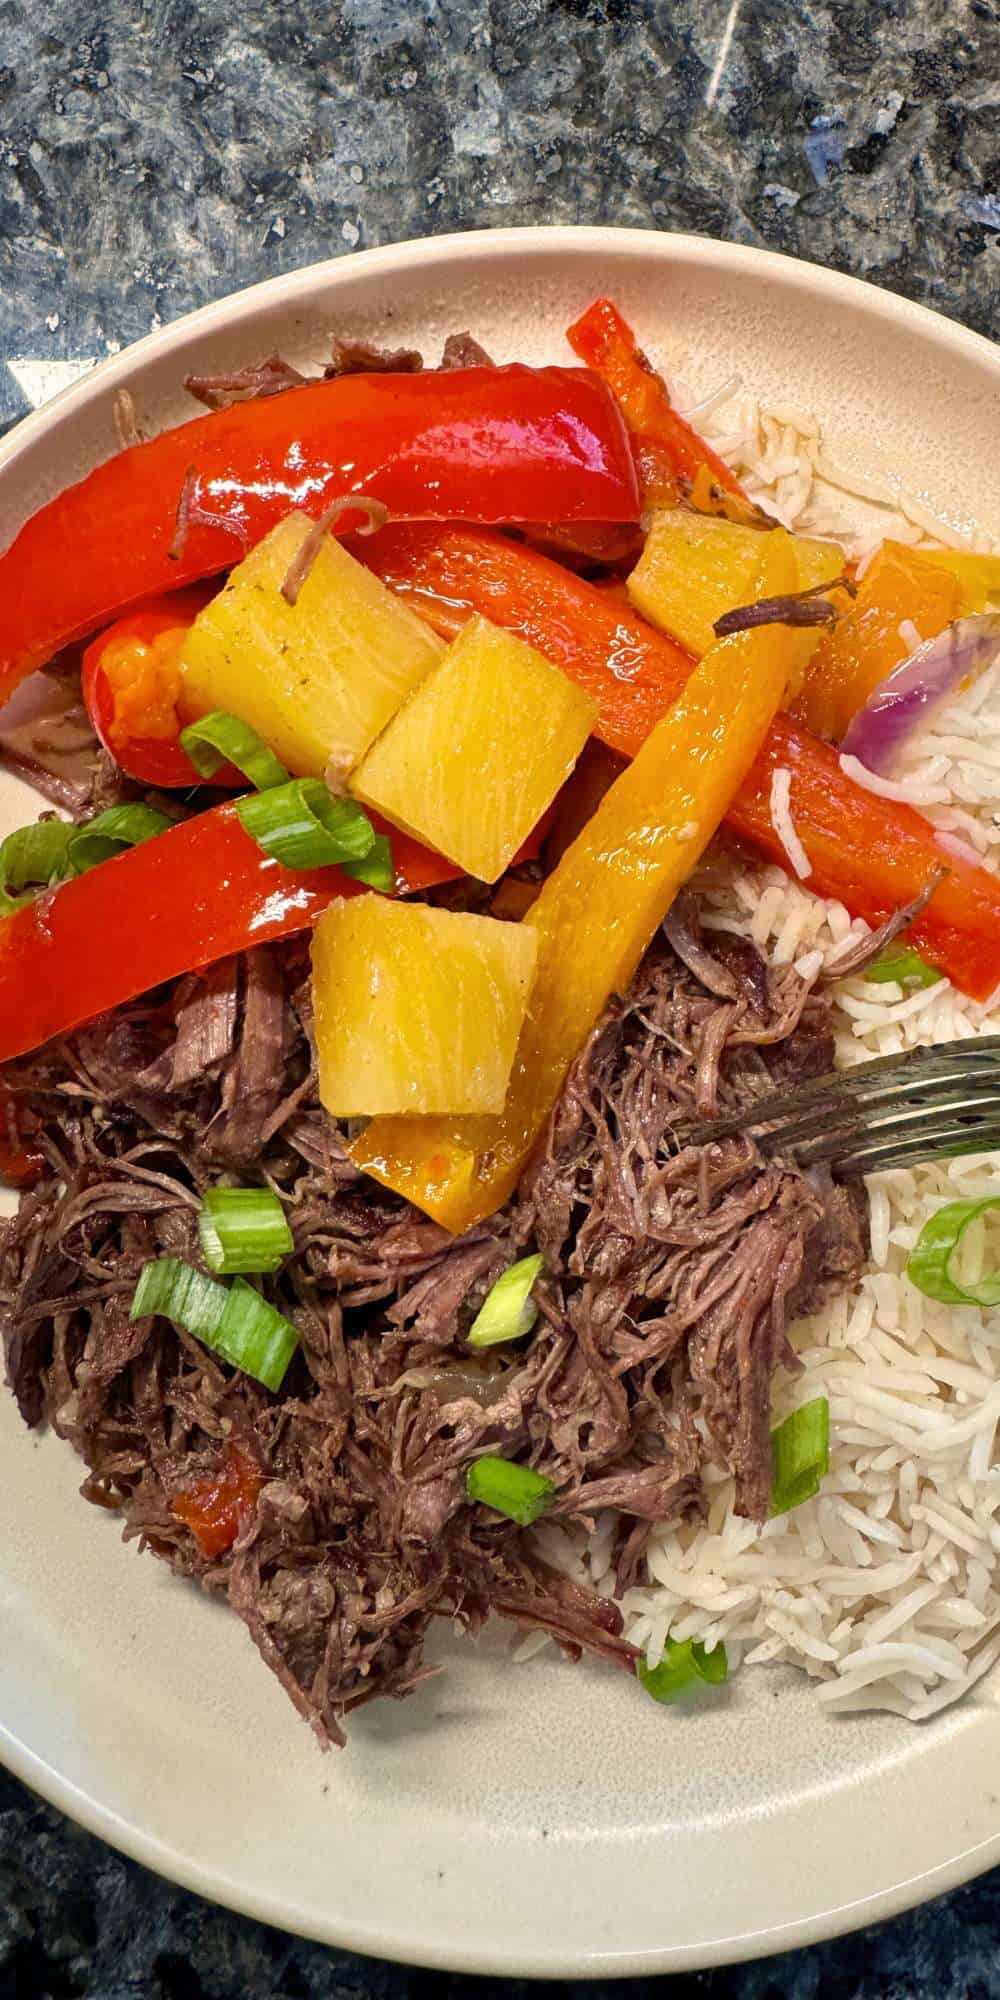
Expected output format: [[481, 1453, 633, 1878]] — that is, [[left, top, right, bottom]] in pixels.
[[866, 945, 940, 988], [638, 1636, 729, 1705], [179, 710, 290, 791], [342, 832, 395, 893], [770, 1396, 830, 1516], [199, 1186, 294, 1275], [130, 1256, 298, 1391], [906, 1197, 1000, 1307], [467, 1254, 544, 1349], [465, 1454, 554, 1526], [0, 804, 174, 918], [236, 778, 377, 871], [67, 803, 174, 872], [0, 819, 75, 895]]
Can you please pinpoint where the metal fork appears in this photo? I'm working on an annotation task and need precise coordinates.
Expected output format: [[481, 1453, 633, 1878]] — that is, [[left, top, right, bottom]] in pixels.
[[679, 1037, 1000, 1177]]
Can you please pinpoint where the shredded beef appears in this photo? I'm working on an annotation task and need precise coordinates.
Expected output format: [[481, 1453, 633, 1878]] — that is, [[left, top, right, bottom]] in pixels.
[[820, 870, 947, 980], [0, 678, 101, 819], [185, 337, 425, 415], [326, 338, 424, 377], [183, 329, 498, 419], [0, 903, 867, 1744], [439, 331, 495, 370], [185, 355, 310, 411]]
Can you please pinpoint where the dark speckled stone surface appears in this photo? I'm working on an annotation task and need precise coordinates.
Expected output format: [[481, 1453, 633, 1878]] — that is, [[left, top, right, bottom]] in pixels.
[[2, 0, 1000, 1993]]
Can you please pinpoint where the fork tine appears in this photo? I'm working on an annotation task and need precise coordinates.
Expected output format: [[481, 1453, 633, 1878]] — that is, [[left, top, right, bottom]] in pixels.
[[680, 1036, 1000, 1150], [675, 1033, 1000, 1176], [816, 1115, 1000, 1177], [760, 1082, 1000, 1160]]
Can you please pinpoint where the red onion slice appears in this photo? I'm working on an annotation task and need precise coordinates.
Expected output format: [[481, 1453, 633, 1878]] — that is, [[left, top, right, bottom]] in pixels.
[[840, 614, 1000, 775]]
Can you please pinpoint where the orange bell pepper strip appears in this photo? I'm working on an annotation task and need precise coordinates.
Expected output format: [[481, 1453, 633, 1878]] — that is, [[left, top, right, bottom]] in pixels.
[[359, 523, 1000, 1002], [566, 296, 744, 507], [794, 542, 961, 741], [81, 587, 224, 788], [0, 803, 458, 1062], [0, 365, 639, 701], [352, 537, 799, 1232]]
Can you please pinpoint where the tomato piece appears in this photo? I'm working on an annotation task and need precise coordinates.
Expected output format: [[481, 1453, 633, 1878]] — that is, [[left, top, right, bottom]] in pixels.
[[0, 1087, 44, 1187], [82, 586, 222, 787], [172, 1442, 262, 1558]]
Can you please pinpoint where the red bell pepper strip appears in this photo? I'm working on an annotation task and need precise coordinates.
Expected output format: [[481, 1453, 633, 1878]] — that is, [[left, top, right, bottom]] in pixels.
[[0, 804, 458, 1062], [81, 587, 222, 787], [359, 524, 1000, 1002], [566, 296, 744, 506], [726, 717, 1000, 1002], [359, 523, 697, 759], [0, 366, 639, 701], [173, 1442, 262, 1558]]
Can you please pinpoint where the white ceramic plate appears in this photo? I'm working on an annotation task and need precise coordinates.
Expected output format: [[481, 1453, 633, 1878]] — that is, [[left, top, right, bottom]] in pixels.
[[3, 228, 1000, 1979]]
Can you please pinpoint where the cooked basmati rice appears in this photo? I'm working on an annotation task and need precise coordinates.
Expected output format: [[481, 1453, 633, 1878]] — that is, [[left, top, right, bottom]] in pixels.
[[567, 393, 1000, 1720], [768, 767, 811, 880]]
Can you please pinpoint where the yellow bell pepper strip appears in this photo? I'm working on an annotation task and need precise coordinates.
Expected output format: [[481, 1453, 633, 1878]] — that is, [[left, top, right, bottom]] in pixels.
[[793, 542, 961, 741], [922, 548, 1000, 614], [351, 534, 798, 1232]]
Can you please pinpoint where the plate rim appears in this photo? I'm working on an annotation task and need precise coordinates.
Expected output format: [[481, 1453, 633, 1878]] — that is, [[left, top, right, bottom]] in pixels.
[[3, 222, 1000, 1978], [4, 223, 1000, 474]]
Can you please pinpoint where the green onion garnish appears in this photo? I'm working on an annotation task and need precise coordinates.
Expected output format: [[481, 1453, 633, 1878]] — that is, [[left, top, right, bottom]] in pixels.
[[199, 1185, 294, 1275], [236, 778, 378, 871], [67, 803, 174, 872], [465, 1454, 554, 1526], [906, 1197, 1000, 1307], [0, 820, 75, 896], [179, 710, 290, 792], [638, 1637, 729, 1704], [341, 831, 395, 893], [130, 1256, 298, 1391], [0, 803, 173, 919], [770, 1396, 830, 1516], [866, 945, 940, 988], [467, 1254, 544, 1349]]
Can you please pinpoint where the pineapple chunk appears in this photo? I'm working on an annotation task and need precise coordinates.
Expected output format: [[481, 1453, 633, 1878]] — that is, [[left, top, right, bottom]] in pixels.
[[627, 509, 844, 661], [312, 894, 538, 1116], [179, 512, 444, 779], [349, 614, 596, 883]]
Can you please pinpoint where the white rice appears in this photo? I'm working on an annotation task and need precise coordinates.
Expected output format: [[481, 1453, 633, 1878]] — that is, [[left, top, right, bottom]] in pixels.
[[768, 767, 811, 880], [563, 395, 1000, 1720]]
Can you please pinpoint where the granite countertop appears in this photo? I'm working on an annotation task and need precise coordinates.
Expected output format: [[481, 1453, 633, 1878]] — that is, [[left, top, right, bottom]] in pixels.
[[1, 0, 999, 1994]]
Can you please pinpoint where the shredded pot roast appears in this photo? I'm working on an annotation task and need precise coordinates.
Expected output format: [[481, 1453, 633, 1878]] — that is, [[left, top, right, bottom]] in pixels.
[[0, 892, 867, 1746]]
